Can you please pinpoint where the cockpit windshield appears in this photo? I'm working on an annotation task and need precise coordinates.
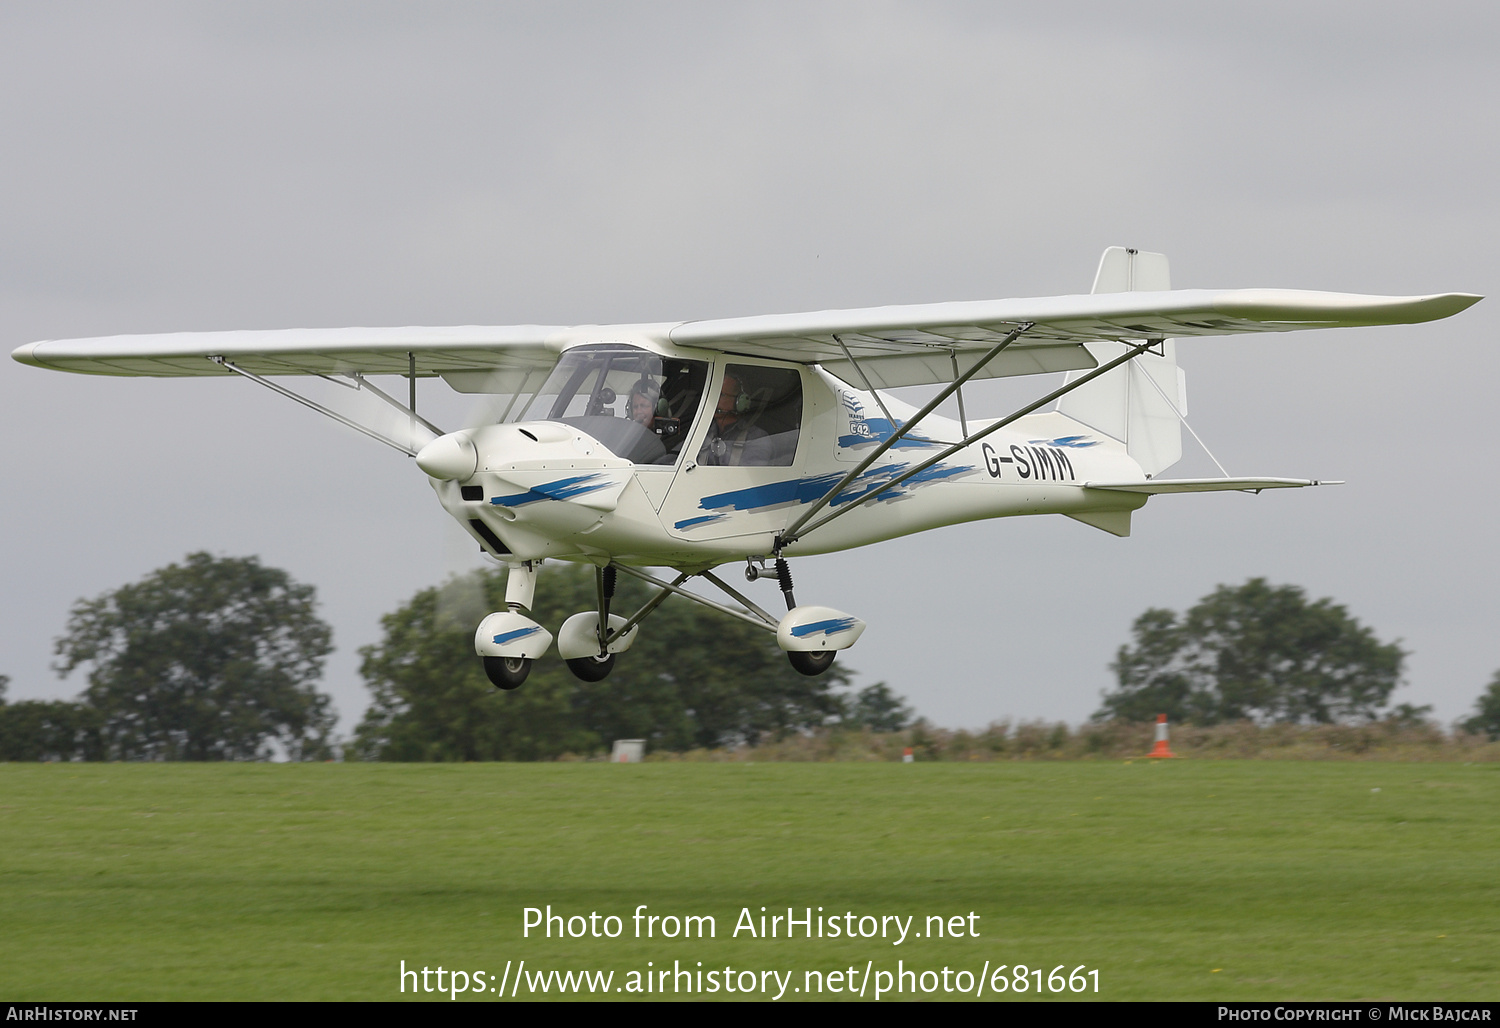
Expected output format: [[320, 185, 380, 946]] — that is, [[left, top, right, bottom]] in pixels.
[[514, 345, 709, 466]]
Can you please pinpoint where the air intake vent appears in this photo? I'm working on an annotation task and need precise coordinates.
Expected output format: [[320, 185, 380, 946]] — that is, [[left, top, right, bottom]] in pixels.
[[467, 518, 511, 555], [460, 485, 484, 502]]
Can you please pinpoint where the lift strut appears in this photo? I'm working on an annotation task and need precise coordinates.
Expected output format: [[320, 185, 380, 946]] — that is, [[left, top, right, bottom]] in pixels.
[[776, 337, 1161, 550], [209, 356, 442, 455], [777, 322, 1034, 551]]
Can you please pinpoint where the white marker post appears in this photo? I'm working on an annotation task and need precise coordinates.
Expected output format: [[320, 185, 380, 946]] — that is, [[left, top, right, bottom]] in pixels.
[[611, 739, 645, 763]]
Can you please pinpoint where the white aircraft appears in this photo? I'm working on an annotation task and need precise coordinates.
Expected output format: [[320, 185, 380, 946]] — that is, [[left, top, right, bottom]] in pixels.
[[13, 248, 1480, 688]]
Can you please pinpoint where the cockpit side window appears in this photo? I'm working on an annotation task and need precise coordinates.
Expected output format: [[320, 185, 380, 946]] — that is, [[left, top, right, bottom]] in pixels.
[[697, 364, 802, 467], [514, 346, 708, 466]]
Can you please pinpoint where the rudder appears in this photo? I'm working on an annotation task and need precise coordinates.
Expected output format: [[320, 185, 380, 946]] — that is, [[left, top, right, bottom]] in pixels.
[[1055, 247, 1186, 476]]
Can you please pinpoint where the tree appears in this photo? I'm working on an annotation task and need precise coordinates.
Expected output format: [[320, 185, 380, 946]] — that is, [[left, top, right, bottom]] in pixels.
[[845, 682, 914, 732], [1095, 578, 1406, 725], [54, 553, 336, 760], [1462, 671, 1500, 741], [353, 573, 592, 761], [0, 675, 105, 761], [354, 563, 855, 760]]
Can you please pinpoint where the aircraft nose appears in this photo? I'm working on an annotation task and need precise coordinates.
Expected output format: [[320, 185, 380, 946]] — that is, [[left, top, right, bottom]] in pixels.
[[415, 432, 478, 481]]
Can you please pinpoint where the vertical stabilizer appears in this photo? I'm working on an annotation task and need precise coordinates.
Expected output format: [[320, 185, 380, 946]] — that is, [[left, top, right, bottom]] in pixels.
[[1056, 247, 1186, 476]]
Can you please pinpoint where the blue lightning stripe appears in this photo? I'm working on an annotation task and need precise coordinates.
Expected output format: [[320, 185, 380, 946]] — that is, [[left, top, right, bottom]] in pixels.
[[691, 462, 976, 520], [789, 617, 858, 638], [824, 462, 976, 507], [1027, 435, 1098, 448], [493, 626, 542, 645], [674, 514, 729, 530], [696, 473, 844, 512], [868, 462, 973, 502], [491, 474, 609, 507]]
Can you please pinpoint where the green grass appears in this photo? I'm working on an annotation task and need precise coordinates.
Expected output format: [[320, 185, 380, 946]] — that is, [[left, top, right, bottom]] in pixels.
[[2, 761, 1496, 1001]]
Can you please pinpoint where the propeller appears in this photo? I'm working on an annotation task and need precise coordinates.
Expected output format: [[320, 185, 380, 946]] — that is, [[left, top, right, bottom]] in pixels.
[[334, 374, 445, 456], [421, 371, 548, 630], [299, 371, 499, 630]]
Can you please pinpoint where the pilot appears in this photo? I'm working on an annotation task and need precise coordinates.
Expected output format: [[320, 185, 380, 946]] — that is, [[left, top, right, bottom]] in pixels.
[[698, 372, 772, 466], [628, 378, 661, 431]]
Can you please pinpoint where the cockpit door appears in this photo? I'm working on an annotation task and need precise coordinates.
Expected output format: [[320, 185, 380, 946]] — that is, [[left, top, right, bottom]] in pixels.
[[658, 360, 833, 543]]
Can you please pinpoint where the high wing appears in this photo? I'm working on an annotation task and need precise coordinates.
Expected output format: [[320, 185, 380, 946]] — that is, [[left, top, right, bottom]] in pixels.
[[669, 288, 1481, 388], [10, 325, 567, 379], [10, 288, 1480, 388]]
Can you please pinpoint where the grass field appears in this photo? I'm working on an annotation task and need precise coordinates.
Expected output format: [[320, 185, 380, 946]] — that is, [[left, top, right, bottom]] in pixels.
[[2, 760, 1496, 1001]]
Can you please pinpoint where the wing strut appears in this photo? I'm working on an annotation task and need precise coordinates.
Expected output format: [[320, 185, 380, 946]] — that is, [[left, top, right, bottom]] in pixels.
[[408, 351, 417, 443], [208, 356, 439, 456], [347, 372, 445, 438], [950, 351, 969, 437], [834, 334, 899, 431], [777, 338, 1161, 550], [777, 322, 1035, 551]]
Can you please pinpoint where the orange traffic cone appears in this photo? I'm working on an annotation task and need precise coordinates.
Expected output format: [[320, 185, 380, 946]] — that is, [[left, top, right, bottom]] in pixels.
[[1146, 714, 1178, 758]]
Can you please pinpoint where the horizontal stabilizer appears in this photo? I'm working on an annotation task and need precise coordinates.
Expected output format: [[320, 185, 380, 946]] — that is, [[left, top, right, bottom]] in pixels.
[[1083, 477, 1339, 494]]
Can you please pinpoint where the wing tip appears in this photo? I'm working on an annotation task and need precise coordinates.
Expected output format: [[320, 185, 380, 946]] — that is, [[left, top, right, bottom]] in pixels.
[[10, 341, 48, 368], [1213, 290, 1483, 326], [1397, 291, 1482, 324]]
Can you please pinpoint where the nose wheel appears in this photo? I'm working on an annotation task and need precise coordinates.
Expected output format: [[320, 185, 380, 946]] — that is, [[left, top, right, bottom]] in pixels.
[[787, 650, 835, 677], [483, 655, 532, 690]]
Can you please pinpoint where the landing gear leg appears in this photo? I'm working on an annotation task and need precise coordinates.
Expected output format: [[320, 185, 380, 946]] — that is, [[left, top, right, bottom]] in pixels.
[[775, 557, 796, 610], [506, 561, 539, 614], [566, 564, 618, 683], [771, 557, 833, 675], [596, 564, 616, 653]]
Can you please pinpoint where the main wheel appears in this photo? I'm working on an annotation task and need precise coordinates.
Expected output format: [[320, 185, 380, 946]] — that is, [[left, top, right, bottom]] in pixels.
[[566, 652, 615, 682], [787, 650, 836, 676], [483, 655, 532, 690]]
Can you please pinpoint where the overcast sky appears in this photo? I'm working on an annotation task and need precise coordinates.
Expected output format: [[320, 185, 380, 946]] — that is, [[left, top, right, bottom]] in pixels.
[[3, 1, 1495, 735]]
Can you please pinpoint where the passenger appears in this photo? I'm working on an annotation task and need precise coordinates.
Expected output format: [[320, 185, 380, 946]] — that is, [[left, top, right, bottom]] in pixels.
[[698, 372, 772, 466], [628, 379, 660, 431]]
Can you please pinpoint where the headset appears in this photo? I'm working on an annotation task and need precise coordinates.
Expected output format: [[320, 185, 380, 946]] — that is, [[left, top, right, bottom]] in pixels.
[[718, 375, 753, 415], [624, 378, 660, 418]]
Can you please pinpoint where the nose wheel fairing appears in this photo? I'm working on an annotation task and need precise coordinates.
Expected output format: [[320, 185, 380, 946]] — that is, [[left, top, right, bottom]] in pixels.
[[474, 611, 553, 660]]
